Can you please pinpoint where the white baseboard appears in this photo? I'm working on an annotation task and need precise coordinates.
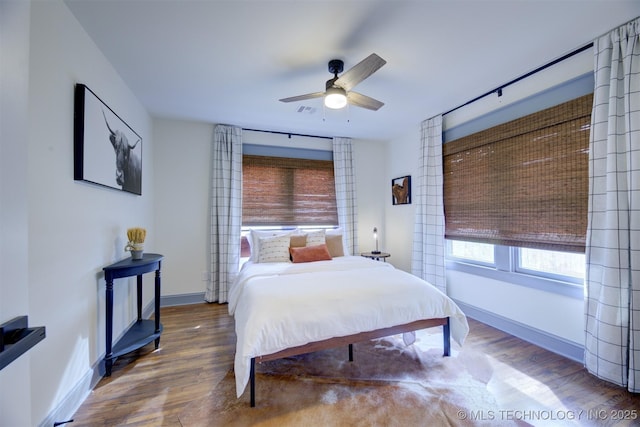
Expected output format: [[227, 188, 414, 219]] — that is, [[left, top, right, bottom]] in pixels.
[[160, 292, 206, 307], [453, 299, 584, 363], [38, 359, 102, 427]]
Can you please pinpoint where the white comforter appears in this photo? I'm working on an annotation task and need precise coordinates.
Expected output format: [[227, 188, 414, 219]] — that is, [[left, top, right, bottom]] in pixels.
[[228, 256, 469, 397]]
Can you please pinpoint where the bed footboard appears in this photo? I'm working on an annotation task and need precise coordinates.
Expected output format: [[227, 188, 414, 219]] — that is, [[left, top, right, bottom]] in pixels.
[[249, 317, 450, 407]]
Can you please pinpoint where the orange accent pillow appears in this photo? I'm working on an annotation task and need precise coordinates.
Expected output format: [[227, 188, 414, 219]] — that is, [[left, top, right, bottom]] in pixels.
[[289, 244, 333, 263]]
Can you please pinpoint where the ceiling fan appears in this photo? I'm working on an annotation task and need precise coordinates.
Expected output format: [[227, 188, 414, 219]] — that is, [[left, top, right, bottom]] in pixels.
[[279, 53, 386, 111]]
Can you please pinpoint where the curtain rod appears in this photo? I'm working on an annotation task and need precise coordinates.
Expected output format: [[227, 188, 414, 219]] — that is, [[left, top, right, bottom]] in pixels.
[[243, 128, 333, 140], [443, 42, 594, 116]]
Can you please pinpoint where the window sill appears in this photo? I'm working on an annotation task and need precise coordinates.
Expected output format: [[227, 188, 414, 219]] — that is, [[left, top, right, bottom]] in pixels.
[[446, 259, 583, 299]]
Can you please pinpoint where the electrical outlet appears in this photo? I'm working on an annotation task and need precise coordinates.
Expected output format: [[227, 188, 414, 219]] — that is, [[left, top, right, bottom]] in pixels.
[[201, 271, 209, 281]]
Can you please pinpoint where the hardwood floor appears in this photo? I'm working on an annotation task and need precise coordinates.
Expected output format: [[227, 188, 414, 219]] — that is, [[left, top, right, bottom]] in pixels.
[[71, 303, 236, 426], [71, 303, 640, 426]]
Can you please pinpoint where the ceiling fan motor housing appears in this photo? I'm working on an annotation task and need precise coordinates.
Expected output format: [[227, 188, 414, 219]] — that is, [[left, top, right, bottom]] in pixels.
[[328, 59, 344, 75]]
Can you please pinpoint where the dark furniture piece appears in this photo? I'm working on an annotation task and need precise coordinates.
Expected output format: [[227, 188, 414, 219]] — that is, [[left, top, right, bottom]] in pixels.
[[0, 316, 45, 372], [103, 253, 163, 376], [361, 251, 391, 262]]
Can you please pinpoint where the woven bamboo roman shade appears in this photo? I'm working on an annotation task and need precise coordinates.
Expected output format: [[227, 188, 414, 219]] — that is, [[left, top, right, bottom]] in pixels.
[[443, 93, 592, 252], [242, 155, 338, 226]]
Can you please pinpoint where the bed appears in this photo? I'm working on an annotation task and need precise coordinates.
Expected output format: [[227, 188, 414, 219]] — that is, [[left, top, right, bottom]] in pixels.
[[228, 231, 469, 406]]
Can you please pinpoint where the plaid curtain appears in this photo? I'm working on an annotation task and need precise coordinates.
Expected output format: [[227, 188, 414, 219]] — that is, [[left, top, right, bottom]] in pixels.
[[584, 17, 640, 392], [333, 137, 358, 255], [206, 125, 242, 303], [411, 115, 446, 294]]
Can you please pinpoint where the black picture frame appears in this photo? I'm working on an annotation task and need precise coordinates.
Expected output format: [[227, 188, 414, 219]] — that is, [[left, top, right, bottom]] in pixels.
[[391, 175, 411, 205], [74, 84, 142, 195]]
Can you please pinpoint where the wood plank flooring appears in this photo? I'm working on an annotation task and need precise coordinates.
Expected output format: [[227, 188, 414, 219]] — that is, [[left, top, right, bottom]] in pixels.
[[71, 303, 640, 426]]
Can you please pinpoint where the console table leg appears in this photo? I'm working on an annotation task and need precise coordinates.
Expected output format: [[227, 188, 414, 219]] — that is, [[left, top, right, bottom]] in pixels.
[[105, 279, 114, 376], [154, 267, 162, 348], [136, 275, 143, 321]]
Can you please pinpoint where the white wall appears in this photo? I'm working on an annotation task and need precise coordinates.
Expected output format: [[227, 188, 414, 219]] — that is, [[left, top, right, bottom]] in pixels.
[[385, 49, 595, 348], [384, 128, 419, 273], [153, 125, 388, 298], [153, 118, 213, 297], [352, 138, 388, 255], [1, 1, 155, 425], [0, 1, 33, 425], [447, 271, 584, 344]]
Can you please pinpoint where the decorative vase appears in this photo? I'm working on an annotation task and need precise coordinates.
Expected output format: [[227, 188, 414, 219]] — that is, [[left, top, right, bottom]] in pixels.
[[125, 242, 144, 260]]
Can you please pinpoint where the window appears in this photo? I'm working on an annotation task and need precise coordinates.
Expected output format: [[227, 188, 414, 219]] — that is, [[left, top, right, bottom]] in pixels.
[[443, 93, 592, 253], [242, 155, 338, 227], [240, 149, 338, 259], [446, 241, 584, 297], [449, 240, 494, 265], [517, 247, 584, 281], [443, 87, 592, 297]]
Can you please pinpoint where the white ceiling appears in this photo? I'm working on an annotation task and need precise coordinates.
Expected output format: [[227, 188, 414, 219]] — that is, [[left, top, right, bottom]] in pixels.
[[64, 0, 639, 141]]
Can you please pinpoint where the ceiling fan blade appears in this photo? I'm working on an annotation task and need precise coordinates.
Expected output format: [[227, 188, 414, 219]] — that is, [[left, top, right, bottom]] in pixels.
[[334, 53, 386, 91], [279, 92, 324, 103], [347, 91, 384, 111]]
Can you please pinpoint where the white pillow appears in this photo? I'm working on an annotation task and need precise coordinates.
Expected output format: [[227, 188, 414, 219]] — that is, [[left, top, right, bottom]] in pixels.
[[249, 229, 294, 262], [306, 229, 326, 246], [257, 235, 291, 263], [326, 227, 343, 235]]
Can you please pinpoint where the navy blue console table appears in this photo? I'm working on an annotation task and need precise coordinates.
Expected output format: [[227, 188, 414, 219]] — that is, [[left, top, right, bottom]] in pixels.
[[103, 253, 163, 376]]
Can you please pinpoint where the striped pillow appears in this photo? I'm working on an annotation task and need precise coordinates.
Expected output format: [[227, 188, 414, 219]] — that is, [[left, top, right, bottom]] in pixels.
[[249, 229, 294, 262]]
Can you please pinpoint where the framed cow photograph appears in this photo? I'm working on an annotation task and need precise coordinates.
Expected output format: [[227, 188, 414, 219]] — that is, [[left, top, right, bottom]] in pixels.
[[74, 84, 142, 195]]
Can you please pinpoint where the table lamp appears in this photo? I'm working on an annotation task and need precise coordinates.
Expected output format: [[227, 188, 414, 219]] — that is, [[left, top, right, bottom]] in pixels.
[[372, 227, 380, 254]]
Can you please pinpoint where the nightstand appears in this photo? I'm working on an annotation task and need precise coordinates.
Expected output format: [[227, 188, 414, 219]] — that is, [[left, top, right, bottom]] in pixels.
[[361, 252, 391, 262]]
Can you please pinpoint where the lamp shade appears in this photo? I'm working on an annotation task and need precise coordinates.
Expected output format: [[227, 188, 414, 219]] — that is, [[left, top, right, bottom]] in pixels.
[[324, 86, 347, 109]]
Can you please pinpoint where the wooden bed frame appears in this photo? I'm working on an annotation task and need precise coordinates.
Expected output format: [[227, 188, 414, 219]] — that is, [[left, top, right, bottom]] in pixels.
[[248, 316, 451, 407]]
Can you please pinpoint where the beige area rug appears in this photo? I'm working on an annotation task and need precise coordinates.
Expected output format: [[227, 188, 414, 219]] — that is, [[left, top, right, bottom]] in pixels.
[[179, 331, 531, 427]]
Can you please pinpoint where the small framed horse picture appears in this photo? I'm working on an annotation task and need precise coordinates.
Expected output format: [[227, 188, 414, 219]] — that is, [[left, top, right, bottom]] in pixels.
[[391, 175, 411, 205]]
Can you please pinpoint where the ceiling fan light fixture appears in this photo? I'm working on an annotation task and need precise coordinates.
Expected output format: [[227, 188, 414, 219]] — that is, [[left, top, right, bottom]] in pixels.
[[324, 86, 347, 109], [280, 54, 385, 111]]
